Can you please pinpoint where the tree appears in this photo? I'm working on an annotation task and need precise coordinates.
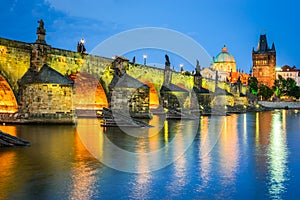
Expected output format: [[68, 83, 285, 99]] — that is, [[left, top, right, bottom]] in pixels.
[[272, 75, 286, 97], [289, 86, 300, 98], [272, 75, 298, 98], [248, 77, 258, 95], [286, 78, 297, 96], [259, 84, 273, 100]]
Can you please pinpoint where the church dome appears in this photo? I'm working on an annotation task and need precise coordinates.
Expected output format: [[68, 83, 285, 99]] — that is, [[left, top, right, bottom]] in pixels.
[[214, 46, 235, 63]]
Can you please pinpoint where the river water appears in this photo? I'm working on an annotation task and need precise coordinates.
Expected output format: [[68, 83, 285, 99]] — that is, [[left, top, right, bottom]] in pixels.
[[1, 110, 300, 199]]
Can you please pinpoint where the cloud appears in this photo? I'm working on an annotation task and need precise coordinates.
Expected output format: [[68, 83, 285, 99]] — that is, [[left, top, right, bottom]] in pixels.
[[44, 0, 205, 27], [10, 0, 18, 11]]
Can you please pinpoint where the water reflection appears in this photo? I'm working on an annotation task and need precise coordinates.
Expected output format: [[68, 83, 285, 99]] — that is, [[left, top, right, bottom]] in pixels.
[[268, 110, 288, 198], [0, 150, 17, 200], [253, 111, 289, 199], [0, 111, 297, 199], [68, 133, 98, 200], [255, 112, 272, 177], [198, 116, 211, 190], [77, 115, 198, 173], [166, 121, 189, 197], [243, 113, 247, 144], [0, 125, 18, 199], [219, 115, 239, 184]]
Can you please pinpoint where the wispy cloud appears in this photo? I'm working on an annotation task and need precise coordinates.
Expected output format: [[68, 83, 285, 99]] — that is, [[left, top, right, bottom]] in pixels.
[[10, 0, 18, 11]]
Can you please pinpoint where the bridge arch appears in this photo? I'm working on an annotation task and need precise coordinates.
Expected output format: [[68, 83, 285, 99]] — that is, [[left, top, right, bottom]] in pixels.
[[140, 79, 160, 109], [0, 74, 18, 113], [69, 72, 108, 110]]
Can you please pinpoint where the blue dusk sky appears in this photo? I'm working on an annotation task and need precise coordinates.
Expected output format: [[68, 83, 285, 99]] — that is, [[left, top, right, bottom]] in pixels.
[[0, 0, 299, 73]]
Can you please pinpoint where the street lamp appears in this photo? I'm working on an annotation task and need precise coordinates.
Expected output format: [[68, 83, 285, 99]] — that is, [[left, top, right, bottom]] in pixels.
[[143, 54, 147, 65], [180, 63, 184, 73]]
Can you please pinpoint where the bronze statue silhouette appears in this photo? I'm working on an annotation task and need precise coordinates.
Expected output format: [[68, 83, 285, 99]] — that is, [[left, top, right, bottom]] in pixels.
[[165, 54, 170, 66], [77, 38, 86, 54], [37, 19, 45, 34]]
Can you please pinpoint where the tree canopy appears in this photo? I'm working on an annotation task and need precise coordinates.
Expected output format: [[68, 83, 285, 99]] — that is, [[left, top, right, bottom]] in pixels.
[[248, 75, 300, 100], [272, 75, 299, 98], [248, 77, 258, 95]]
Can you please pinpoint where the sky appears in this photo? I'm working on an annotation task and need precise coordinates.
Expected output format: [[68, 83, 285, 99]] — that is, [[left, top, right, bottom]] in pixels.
[[0, 0, 299, 73]]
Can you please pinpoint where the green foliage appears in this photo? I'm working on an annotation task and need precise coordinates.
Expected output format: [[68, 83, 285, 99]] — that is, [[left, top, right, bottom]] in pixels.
[[248, 77, 258, 95], [258, 84, 273, 100], [288, 86, 300, 98], [273, 75, 298, 98]]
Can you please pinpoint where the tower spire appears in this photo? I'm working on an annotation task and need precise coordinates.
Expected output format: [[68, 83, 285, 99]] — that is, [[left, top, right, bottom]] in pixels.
[[271, 42, 276, 51], [257, 34, 268, 53]]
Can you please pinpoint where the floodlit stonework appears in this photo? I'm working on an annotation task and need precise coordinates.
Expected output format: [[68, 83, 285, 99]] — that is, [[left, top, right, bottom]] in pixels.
[[252, 34, 276, 88]]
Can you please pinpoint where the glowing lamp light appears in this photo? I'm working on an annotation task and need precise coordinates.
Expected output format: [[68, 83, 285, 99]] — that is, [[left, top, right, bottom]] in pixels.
[[143, 54, 147, 65]]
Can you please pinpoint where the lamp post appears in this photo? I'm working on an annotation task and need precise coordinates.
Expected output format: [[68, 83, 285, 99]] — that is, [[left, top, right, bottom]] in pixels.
[[180, 63, 184, 73], [143, 54, 147, 65]]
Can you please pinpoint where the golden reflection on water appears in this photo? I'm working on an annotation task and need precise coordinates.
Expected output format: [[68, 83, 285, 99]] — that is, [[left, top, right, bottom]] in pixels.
[[130, 116, 168, 199], [219, 115, 239, 183], [198, 116, 211, 189], [165, 120, 191, 197], [68, 132, 97, 200], [255, 112, 260, 147], [253, 111, 289, 198], [164, 120, 169, 144], [255, 112, 273, 177], [0, 150, 17, 200], [0, 123, 18, 199], [147, 115, 162, 152], [76, 119, 104, 161], [268, 110, 288, 198]]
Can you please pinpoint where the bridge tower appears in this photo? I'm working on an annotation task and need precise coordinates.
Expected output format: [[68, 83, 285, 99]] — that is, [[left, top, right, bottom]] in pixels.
[[252, 34, 276, 88]]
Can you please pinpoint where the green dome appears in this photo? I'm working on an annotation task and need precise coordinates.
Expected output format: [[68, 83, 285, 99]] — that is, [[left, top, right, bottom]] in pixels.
[[214, 46, 235, 63]]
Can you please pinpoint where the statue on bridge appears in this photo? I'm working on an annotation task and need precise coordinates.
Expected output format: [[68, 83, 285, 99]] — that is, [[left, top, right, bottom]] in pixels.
[[77, 38, 87, 54], [36, 19, 46, 44], [165, 54, 170, 67], [195, 59, 202, 76], [37, 19, 45, 34]]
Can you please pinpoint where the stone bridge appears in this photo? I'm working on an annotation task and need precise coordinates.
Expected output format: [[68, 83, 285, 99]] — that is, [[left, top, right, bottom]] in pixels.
[[0, 30, 248, 120]]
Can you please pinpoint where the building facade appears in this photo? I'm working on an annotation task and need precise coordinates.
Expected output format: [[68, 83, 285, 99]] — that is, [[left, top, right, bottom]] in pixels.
[[212, 45, 237, 73], [276, 65, 300, 86], [252, 34, 276, 88]]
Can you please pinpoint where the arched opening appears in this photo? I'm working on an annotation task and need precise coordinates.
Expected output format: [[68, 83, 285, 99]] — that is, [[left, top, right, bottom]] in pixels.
[[69, 72, 108, 110], [0, 74, 18, 113], [140, 79, 160, 109]]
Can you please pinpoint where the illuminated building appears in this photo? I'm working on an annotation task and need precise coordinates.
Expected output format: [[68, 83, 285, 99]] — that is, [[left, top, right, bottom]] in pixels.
[[205, 45, 250, 85], [252, 34, 276, 88], [276, 65, 300, 86], [213, 45, 237, 73]]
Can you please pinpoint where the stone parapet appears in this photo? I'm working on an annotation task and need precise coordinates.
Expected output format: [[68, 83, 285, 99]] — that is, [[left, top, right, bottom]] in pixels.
[[259, 101, 300, 109]]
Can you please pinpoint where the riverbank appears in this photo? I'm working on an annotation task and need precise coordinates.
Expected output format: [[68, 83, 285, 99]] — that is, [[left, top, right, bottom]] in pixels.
[[259, 101, 300, 109]]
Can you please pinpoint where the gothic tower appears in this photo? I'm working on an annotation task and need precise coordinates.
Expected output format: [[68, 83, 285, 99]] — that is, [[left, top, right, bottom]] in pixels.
[[252, 34, 276, 88]]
